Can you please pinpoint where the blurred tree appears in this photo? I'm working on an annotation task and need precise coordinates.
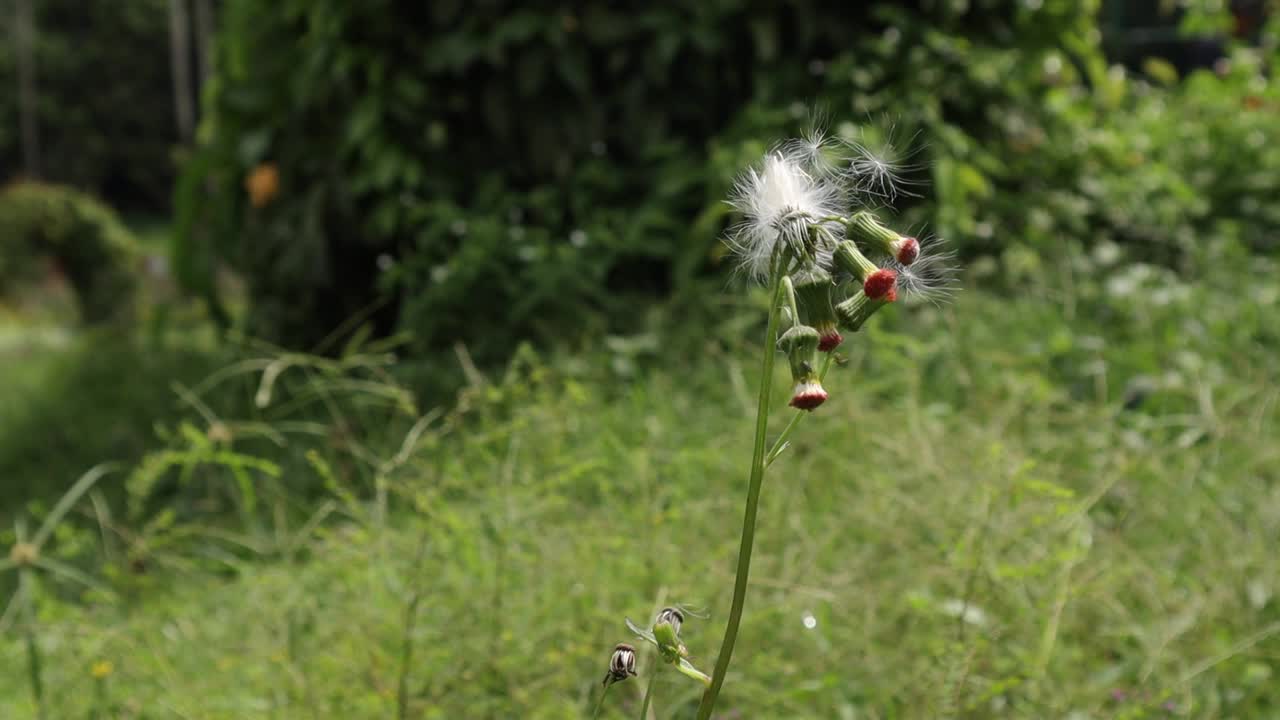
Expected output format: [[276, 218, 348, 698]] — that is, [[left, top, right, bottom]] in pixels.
[[168, 0, 195, 143], [0, 0, 178, 213], [13, 0, 40, 178], [193, 0, 215, 86]]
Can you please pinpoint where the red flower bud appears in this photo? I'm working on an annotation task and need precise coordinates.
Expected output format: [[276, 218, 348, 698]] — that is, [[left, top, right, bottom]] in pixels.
[[893, 236, 919, 265], [863, 269, 898, 301], [789, 381, 828, 411], [817, 327, 843, 352]]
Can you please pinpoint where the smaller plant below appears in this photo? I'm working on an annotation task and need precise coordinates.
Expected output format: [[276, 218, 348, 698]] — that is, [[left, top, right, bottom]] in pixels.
[[0, 182, 139, 325]]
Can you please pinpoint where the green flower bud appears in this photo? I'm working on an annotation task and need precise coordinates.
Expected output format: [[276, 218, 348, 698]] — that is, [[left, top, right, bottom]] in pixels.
[[846, 210, 909, 259], [832, 240, 880, 283], [791, 266, 842, 352], [655, 607, 684, 636], [777, 324, 820, 385], [777, 324, 827, 410], [836, 291, 890, 333], [654, 621, 679, 654]]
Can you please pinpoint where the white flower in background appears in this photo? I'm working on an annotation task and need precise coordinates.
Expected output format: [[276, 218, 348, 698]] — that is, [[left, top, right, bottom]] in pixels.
[[727, 150, 841, 281]]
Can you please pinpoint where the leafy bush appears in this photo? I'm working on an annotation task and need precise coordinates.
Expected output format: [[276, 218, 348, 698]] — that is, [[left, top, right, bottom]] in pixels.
[[0, 182, 139, 325], [177, 1, 1280, 356], [175, 1, 1104, 354], [0, 0, 176, 212]]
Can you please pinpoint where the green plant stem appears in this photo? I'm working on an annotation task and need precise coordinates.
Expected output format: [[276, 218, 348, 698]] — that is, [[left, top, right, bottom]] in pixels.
[[695, 260, 786, 720], [638, 666, 661, 720], [592, 682, 613, 719], [20, 569, 44, 720], [765, 352, 835, 468]]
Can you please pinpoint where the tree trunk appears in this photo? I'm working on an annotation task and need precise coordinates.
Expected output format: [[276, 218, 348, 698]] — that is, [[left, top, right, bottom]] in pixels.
[[168, 0, 195, 142], [14, 0, 40, 178]]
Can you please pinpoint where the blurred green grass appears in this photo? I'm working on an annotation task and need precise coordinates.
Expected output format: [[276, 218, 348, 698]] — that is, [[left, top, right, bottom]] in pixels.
[[0, 241, 1276, 718]]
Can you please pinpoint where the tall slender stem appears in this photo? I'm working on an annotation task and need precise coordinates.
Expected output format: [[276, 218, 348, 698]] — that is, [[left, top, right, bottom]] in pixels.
[[695, 259, 786, 719], [638, 666, 661, 720]]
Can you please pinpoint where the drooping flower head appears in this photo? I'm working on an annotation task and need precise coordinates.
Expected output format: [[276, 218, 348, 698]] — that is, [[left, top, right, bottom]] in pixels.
[[789, 381, 829, 411], [777, 324, 828, 411], [727, 151, 842, 281], [603, 643, 637, 686]]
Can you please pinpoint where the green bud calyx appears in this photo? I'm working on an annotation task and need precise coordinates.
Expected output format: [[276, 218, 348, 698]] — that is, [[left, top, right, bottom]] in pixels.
[[791, 266, 843, 352], [836, 291, 890, 333], [778, 325, 820, 384], [846, 211, 901, 256], [833, 240, 880, 283]]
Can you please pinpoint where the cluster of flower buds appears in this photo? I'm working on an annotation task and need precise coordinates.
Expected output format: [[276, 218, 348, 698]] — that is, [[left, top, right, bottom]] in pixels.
[[726, 126, 954, 411], [599, 606, 710, 690]]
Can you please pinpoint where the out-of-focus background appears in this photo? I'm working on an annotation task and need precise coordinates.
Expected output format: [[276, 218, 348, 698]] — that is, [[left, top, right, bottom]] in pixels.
[[1, 1, 1278, 717]]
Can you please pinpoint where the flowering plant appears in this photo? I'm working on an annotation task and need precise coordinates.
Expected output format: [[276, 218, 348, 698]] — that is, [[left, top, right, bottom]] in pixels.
[[594, 125, 954, 718]]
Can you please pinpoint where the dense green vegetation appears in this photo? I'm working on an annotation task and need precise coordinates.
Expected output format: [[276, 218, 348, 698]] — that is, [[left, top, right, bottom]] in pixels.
[[2, 1, 1279, 718], [172, 0, 1280, 360], [1, 237, 1277, 717]]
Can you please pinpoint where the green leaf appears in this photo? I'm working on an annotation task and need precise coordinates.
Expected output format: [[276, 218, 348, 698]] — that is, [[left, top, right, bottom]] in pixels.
[[675, 657, 711, 687]]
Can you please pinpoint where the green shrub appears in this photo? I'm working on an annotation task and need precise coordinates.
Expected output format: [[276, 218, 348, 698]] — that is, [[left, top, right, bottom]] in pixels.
[[175, 1, 1106, 355], [176, 1, 1280, 356], [0, 182, 139, 325]]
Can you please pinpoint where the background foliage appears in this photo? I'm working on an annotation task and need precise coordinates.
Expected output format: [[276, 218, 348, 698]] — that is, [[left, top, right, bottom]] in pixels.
[[0, 182, 139, 325], [174, 0, 1280, 357], [3, 1, 1280, 717], [0, 0, 175, 213]]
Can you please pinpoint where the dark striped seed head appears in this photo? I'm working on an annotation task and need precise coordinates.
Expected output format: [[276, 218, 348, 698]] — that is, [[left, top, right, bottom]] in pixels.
[[656, 607, 684, 636], [604, 643, 637, 685]]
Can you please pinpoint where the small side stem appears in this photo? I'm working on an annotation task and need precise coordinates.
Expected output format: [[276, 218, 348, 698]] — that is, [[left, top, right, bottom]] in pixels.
[[765, 352, 835, 468], [592, 682, 613, 719], [695, 258, 787, 720], [638, 666, 661, 720]]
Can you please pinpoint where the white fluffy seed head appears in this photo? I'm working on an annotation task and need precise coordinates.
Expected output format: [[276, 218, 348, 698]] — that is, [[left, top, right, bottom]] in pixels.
[[727, 150, 842, 282], [781, 124, 844, 180], [842, 121, 926, 202]]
